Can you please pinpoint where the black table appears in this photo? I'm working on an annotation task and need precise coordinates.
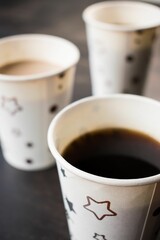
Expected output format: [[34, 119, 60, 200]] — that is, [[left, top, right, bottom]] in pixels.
[[0, 0, 92, 239], [0, 0, 160, 239]]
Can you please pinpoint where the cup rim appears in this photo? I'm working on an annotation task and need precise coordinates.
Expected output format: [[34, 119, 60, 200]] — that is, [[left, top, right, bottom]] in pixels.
[[48, 94, 160, 187], [82, 1, 160, 32], [0, 33, 80, 82]]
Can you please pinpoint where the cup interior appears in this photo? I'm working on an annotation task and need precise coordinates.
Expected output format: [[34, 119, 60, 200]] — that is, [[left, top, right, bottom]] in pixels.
[[83, 1, 160, 30], [48, 94, 160, 185], [0, 34, 80, 78]]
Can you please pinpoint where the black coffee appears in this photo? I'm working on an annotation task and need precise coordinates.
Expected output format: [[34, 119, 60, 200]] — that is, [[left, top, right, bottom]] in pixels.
[[62, 128, 160, 179]]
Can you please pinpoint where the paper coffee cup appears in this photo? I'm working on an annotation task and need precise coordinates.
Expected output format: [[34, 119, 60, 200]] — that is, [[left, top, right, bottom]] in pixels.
[[0, 34, 80, 171], [48, 94, 160, 240], [83, 1, 160, 95]]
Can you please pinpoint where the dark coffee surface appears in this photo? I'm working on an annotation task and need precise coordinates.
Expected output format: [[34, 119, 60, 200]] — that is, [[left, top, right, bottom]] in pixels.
[[62, 128, 160, 179]]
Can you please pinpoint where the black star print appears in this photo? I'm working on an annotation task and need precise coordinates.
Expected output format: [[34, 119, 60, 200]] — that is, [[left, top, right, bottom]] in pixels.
[[61, 167, 66, 177], [83, 196, 117, 220], [65, 197, 76, 214], [93, 233, 107, 240], [65, 209, 70, 220], [1, 96, 23, 115], [65, 209, 74, 223]]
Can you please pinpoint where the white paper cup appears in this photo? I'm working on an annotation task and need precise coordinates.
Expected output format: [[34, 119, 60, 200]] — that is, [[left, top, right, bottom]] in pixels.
[[48, 94, 160, 240], [83, 1, 160, 95], [0, 34, 80, 171]]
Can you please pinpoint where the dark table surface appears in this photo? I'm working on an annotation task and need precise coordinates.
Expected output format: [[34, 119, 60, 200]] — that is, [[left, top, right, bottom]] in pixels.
[[0, 0, 160, 240]]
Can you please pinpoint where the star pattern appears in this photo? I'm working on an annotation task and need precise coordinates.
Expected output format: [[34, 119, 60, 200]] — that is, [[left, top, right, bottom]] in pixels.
[[12, 128, 22, 137], [65, 197, 76, 214], [1, 96, 22, 115], [83, 196, 117, 220], [65, 209, 70, 220], [93, 233, 107, 240], [65, 209, 74, 223], [61, 167, 66, 177]]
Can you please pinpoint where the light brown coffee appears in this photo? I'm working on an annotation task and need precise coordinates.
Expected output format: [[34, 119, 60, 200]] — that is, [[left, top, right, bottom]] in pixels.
[[0, 60, 60, 76]]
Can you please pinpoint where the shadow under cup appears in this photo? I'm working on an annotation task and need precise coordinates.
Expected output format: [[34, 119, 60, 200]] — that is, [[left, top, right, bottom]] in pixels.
[[48, 94, 160, 240]]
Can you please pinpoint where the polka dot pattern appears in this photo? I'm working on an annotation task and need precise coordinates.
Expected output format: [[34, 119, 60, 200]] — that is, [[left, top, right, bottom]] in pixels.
[[126, 55, 134, 62], [59, 72, 65, 78], [89, 26, 157, 95], [132, 76, 140, 85], [26, 159, 33, 164], [49, 104, 58, 113], [136, 30, 144, 35], [26, 142, 33, 147]]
